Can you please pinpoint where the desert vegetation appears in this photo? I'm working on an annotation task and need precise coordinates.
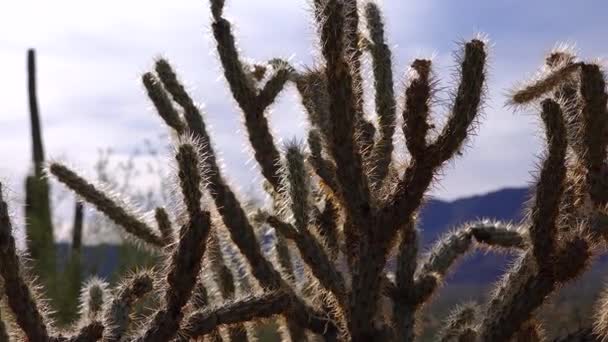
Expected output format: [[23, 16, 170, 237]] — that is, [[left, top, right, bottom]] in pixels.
[[2, 0, 608, 341]]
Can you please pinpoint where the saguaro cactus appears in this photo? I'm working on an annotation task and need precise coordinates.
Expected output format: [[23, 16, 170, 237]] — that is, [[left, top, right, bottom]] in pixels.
[[3, 1, 608, 341], [23, 49, 58, 317]]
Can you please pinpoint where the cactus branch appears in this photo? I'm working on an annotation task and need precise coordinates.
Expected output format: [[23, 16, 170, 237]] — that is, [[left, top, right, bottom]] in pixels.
[[210, 2, 283, 191], [137, 144, 211, 341], [103, 272, 153, 342], [388, 39, 486, 238], [142, 72, 185, 134], [49, 163, 164, 248], [402, 59, 432, 161], [365, 2, 397, 185], [179, 290, 291, 339], [155, 207, 174, 246], [510, 62, 581, 105], [0, 183, 49, 341], [579, 63, 608, 206], [529, 99, 567, 268], [267, 216, 346, 302]]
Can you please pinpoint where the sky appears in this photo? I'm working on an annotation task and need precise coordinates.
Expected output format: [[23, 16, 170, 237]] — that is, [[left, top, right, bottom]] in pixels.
[[1, 0, 608, 241]]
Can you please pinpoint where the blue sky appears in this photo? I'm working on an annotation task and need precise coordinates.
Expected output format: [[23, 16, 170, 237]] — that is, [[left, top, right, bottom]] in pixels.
[[1, 0, 608, 240]]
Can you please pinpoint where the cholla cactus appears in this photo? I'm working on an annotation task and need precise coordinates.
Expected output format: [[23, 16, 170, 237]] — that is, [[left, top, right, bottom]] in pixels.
[[3, 0, 608, 341]]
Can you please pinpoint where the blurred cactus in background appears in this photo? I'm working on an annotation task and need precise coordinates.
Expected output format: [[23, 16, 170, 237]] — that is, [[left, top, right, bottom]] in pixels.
[[24, 49, 56, 289], [3, 0, 608, 341]]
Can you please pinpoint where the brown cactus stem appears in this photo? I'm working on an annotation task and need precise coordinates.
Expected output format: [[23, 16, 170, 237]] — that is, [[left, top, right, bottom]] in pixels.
[[365, 2, 397, 186], [267, 216, 346, 305], [136, 144, 211, 342], [49, 163, 164, 248], [210, 13, 283, 191], [318, 0, 371, 225], [529, 99, 567, 268], [403, 59, 432, 161], [179, 291, 291, 339], [392, 223, 418, 341], [206, 231, 249, 342], [579, 63, 608, 206], [0, 183, 49, 341], [51, 321, 104, 342], [155, 58, 335, 336], [386, 39, 486, 242], [479, 238, 590, 341]]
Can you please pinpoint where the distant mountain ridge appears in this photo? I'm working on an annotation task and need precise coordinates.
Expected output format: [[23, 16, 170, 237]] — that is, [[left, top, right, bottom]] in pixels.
[[57, 187, 533, 284]]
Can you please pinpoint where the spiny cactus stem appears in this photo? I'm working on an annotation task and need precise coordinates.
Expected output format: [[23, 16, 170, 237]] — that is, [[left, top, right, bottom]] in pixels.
[[295, 72, 333, 142], [51, 321, 104, 342], [137, 145, 211, 341], [27, 49, 45, 176], [511, 62, 582, 104], [49, 163, 164, 248], [513, 320, 544, 342], [205, 231, 250, 342], [428, 39, 486, 164], [267, 216, 346, 304], [318, 0, 371, 227], [341, 0, 364, 119], [153, 60, 285, 293], [479, 238, 590, 341], [181, 282, 227, 342], [142, 72, 185, 134], [256, 62, 292, 110], [210, 9, 284, 191], [0, 306, 8, 342], [579, 63, 608, 205], [529, 99, 567, 268], [307, 130, 340, 197], [312, 196, 340, 260], [137, 212, 211, 341], [388, 39, 486, 238], [179, 290, 291, 339], [153, 65, 306, 327], [207, 230, 236, 297], [155, 207, 174, 246], [403, 59, 432, 161], [79, 278, 107, 323], [392, 223, 418, 341], [103, 272, 153, 342], [175, 144, 203, 219], [0, 183, 49, 341], [478, 253, 555, 341], [365, 2, 397, 186], [438, 303, 478, 342]]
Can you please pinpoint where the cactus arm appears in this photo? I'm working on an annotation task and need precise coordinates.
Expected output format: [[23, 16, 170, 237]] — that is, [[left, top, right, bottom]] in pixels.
[[386, 39, 486, 243], [529, 99, 567, 267], [365, 2, 397, 186], [0, 183, 50, 341], [136, 144, 211, 341], [178, 291, 291, 339], [267, 216, 346, 303], [50, 163, 164, 248], [402, 59, 432, 161], [209, 2, 284, 191]]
